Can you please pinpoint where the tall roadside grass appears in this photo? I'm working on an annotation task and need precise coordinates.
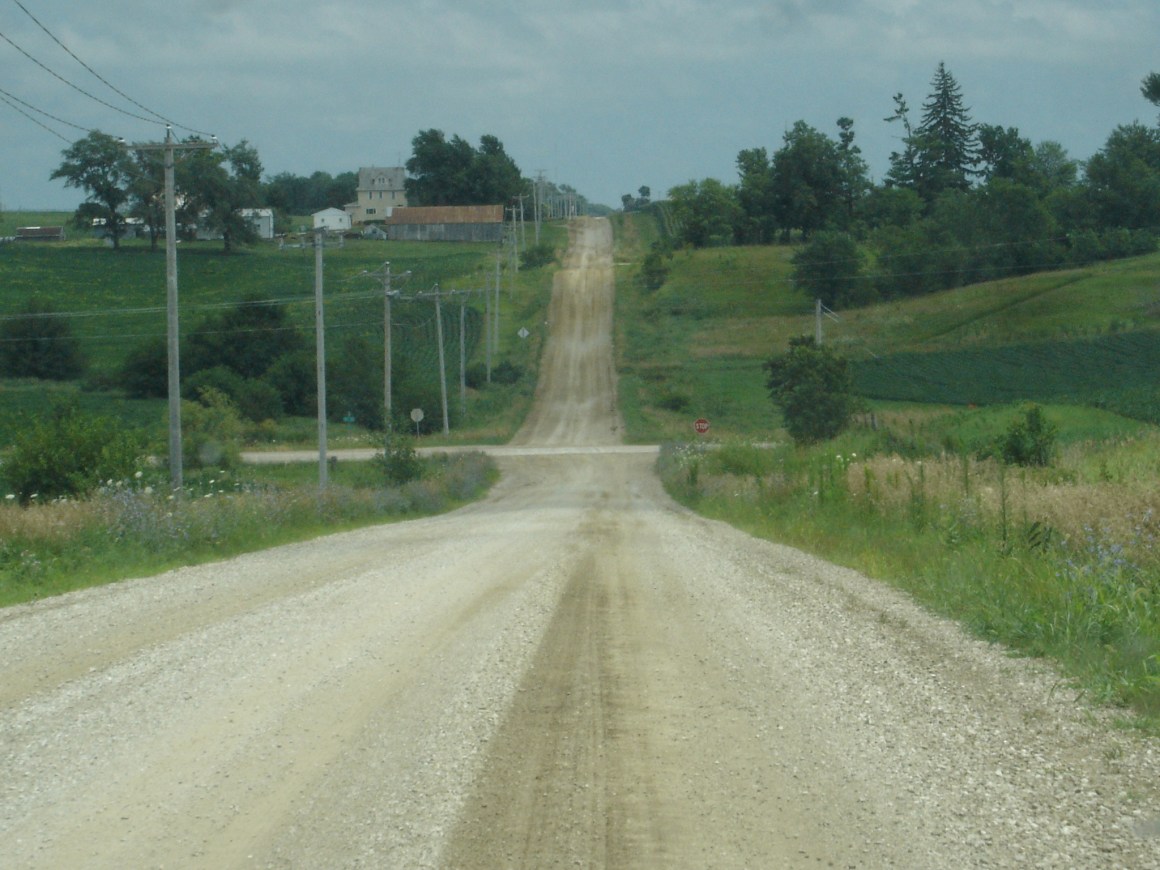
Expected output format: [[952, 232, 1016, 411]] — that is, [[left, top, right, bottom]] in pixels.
[[658, 429, 1160, 728], [0, 451, 497, 608]]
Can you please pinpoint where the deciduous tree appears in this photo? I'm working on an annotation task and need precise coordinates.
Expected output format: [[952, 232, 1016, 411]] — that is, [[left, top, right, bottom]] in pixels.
[[667, 178, 739, 247], [1083, 122, 1160, 230], [770, 121, 843, 240], [180, 140, 264, 253], [405, 130, 523, 206], [50, 131, 133, 248], [791, 231, 871, 309], [735, 147, 776, 244]]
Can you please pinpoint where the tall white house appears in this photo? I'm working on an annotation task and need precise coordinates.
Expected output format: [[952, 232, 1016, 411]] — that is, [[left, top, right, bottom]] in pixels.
[[345, 167, 407, 225]]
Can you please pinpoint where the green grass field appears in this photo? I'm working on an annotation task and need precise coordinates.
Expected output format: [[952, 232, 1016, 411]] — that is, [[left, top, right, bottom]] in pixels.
[[1, 215, 565, 446]]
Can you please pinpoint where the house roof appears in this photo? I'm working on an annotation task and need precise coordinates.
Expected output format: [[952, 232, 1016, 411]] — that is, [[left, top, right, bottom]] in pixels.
[[357, 166, 406, 190], [384, 205, 503, 225]]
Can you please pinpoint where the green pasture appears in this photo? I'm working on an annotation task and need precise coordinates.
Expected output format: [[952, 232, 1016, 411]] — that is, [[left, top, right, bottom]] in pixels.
[[1, 217, 565, 445]]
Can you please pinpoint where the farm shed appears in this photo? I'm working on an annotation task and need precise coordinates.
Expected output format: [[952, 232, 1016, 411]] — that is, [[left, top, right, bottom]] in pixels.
[[313, 207, 352, 232], [15, 226, 66, 242], [384, 205, 504, 243], [240, 208, 275, 240]]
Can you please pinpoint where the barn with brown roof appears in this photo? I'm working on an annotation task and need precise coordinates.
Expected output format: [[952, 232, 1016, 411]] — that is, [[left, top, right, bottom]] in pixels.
[[384, 205, 504, 243]]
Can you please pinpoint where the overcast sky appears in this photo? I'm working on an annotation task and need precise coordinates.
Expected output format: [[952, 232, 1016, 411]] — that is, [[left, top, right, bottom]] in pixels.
[[2, 0, 1157, 211]]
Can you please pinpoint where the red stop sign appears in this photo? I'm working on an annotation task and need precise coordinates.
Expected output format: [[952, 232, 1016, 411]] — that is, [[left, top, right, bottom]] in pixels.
[[694, 418, 710, 435]]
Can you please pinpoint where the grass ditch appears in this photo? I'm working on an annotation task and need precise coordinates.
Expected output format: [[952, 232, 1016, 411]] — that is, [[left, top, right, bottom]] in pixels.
[[656, 411, 1160, 730], [0, 449, 497, 608]]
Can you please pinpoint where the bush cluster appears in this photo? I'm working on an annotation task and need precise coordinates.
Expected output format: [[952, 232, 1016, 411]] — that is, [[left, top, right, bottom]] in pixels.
[[2, 402, 144, 503], [0, 301, 84, 381]]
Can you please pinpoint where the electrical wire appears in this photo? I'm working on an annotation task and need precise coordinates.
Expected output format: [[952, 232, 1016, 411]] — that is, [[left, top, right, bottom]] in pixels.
[[9, 0, 210, 137], [0, 87, 72, 141], [0, 25, 163, 126], [0, 83, 90, 137]]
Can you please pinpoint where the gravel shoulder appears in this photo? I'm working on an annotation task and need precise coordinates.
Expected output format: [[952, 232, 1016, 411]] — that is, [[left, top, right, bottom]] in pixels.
[[2, 218, 1159, 868]]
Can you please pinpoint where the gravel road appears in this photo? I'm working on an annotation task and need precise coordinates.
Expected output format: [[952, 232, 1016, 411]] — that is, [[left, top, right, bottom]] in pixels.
[[3, 218, 1160, 868]]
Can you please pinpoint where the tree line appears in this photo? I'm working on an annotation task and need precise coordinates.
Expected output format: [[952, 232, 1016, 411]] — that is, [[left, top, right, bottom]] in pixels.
[[49, 127, 552, 254], [655, 63, 1160, 308]]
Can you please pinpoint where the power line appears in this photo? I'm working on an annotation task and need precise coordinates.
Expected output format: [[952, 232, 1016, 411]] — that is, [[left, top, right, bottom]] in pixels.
[[0, 88, 72, 142], [9, 0, 209, 137], [0, 25, 164, 126]]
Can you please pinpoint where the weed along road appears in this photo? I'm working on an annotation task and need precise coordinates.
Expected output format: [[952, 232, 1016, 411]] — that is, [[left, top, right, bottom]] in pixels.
[[3, 218, 1160, 868]]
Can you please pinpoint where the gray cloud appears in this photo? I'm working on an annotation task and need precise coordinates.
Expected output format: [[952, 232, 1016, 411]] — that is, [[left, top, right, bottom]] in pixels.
[[2, 0, 1157, 209]]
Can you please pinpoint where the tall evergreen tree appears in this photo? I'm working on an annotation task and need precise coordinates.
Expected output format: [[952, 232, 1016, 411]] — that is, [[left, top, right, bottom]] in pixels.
[[835, 117, 871, 225], [913, 62, 978, 199]]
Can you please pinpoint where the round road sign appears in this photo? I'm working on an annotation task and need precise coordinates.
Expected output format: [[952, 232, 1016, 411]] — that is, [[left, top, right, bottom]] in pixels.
[[694, 417, 710, 435]]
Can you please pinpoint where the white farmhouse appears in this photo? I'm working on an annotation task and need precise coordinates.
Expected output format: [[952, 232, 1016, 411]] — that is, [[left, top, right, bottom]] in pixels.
[[345, 167, 407, 225], [313, 207, 352, 232]]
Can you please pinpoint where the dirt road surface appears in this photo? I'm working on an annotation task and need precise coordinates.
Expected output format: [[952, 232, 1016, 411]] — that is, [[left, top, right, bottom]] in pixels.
[[3, 218, 1160, 868]]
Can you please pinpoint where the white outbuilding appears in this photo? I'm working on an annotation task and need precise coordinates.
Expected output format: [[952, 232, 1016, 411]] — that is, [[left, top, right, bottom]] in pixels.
[[240, 208, 275, 240], [312, 207, 352, 232]]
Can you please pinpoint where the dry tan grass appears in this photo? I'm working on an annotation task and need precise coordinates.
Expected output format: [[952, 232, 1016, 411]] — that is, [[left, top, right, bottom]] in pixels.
[[0, 499, 102, 545], [847, 453, 1159, 555]]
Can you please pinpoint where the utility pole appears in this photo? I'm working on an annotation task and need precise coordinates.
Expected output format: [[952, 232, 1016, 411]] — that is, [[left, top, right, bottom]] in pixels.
[[533, 172, 545, 245], [364, 261, 409, 430], [432, 287, 450, 435], [130, 127, 217, 491], [384, 264, 394, 430], [515, 194, 527, 250], [495, 253, 503, 367], [815, 299, 840, 345], [484, 272, 492, 384], [459, 296, 467, 420], [315, 230, 328, 488]]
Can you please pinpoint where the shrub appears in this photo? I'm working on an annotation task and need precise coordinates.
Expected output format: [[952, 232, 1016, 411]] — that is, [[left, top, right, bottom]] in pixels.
[[0, 300, 85, 381], [638, 245, 671, 291], [764, 336, 856, 445], [2, 402, 144, 503], [182, 387, 244, 470], [992, 404, 1058, 467], [520, 242, 556, 269], [491, 360, 524, 385], [185, 366, 283, 422], [375, 433, 423, 485], [119, 337, 168, 399]]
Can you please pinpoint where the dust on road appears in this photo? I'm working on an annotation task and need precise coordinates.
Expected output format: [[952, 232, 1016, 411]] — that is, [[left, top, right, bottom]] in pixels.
[[2, 218, 1159, 868]]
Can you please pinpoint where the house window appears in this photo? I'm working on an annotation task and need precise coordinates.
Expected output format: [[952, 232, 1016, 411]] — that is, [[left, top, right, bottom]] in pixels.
[[366, 208, 377, 215]]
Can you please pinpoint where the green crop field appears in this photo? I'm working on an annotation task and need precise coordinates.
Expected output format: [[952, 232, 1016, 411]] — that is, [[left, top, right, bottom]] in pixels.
[[616, 210, 1160, 441]]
